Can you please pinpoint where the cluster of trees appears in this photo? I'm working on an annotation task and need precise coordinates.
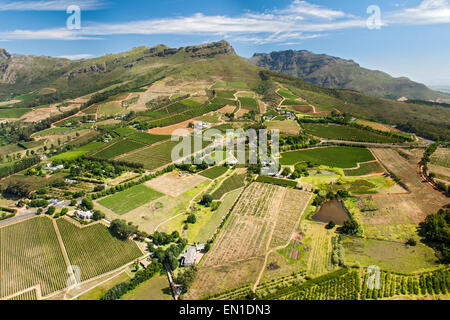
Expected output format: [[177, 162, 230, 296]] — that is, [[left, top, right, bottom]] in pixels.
[[419, 209, 449, 264], [101, 261, 162, 300], [149, 235, 187, 271], [341, 219, 362, 236], [151, 231, 180, 246], [49, 158, 128, 180], [109, 219, 139, 240], [0, 155, 40, 179], [176, 265, 198, 294], [1, 182, 33, 198]]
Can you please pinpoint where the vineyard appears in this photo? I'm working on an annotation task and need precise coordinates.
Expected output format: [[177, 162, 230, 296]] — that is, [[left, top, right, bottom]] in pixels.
[[210, 267, 450, 300], [120, 140, 179, 170], [91, 139, 146, 160], [203, 183, 285, 266], [199, 166, 229, 179], [56, 218, 143, 282], [280, 146, 375, 168], [0, 217, 68, 298], [343, 161, 385, 176], [238, 97, 259, 112], [127, 132, 170, 146], [302, 123, 405, 143], [212, 172, 246, 200]]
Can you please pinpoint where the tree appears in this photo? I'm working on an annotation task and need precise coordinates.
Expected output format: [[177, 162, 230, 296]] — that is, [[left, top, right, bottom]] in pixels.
[[200, 194, 213, 207], [81, 198, 94, 210], [46, 206, 56, 215], [341, 219, 362, 236], [93, 210, 105, 221], [70, 199, 77, 206], [326, 221, 336, 229], [419, 209, 449, 263], [406, 238, 417, 246], [187, 214, 197, 224], [176, 265, 198, 294], [60, 207, 69, 216], [109, 219, 138, 239], [37, 208, 43, 215]]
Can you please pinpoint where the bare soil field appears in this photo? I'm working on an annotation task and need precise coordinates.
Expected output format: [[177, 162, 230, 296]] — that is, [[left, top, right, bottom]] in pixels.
[[235, 108, 249, 117], [364, 148, 449, 240], [21, 104, 61, 122], [144, 171, 208, 197], [147, 118, 201, 135], [216, 105, 236, 114], [357, 119, 401, 133], [265, 120, 300, 136]]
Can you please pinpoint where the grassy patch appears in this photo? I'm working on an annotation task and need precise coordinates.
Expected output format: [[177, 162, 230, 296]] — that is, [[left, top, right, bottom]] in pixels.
[[344, 161, 384, 176], [120, 275, 173, 300], [342, 237, 439, 273], [215, 90, 236, 99], [0, 108, 32, 118], [212, 81, 248, 89], [97, 184, 164, 215], [278, 88, 298, 100]]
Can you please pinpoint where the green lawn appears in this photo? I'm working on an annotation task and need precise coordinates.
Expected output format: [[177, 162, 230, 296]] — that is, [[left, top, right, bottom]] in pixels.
[[280, 146, 375, 168], [97, 184, 164, 214], [302, 123, 405, 143], [198, 166, 228, 179]]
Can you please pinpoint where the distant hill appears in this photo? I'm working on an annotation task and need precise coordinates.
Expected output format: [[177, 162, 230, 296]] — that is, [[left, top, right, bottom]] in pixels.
[[249, 50, 450, 101], [0, 41, 449, 140]]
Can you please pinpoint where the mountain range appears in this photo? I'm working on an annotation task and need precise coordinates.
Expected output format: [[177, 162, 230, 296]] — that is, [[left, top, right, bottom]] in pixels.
[[0, 41, 449, 140], [249, 50, 450, 102]]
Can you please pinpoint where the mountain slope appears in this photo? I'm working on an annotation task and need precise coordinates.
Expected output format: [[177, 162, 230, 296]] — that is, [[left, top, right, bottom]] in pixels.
[[0, 41, 449, 141], [249, 50, 450, 101]]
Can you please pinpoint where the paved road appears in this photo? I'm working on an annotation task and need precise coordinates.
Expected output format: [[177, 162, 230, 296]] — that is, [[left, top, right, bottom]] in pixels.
[[0, 211, 36, 226]]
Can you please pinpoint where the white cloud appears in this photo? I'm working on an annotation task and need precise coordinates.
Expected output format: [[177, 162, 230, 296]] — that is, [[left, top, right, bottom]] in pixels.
[[0, 0, 448, 43], [57, 53, 95, 59], [387, 0, 450, 25], [0, 0, 107, 11], [277, 0, 346, 20]]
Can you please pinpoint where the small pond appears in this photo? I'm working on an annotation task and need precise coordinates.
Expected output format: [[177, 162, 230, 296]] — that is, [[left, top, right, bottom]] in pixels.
[[312, 199, 351, 225]]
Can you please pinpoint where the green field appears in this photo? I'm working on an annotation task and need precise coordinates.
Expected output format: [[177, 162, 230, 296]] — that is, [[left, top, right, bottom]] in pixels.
[[212, 172, 246, 200], [192, 188, 242, 243], [256, 176, 298, 188], [302, 123, 405, 143], [216, 90, 236, 99], [92, 139, 146, 159], [282, 99, 309, 106], [114, 127, 137, 137], [344, 161, 384, 176], [342, 237, 439, 273], [180, 99, 202, 107], [238, 97, 259, 112], [198, 166, 228, 179], [0, 108, 32, 118], [280, 147, 375, 168], [121, 140, 179, 170], [56, 218, 143, 281], [212, 81, 248, 89], [0, 217, 67, 298], [128, 132, 170, 145], [49, 151, 88, 161], [98, 184, 164, 214], [278, 88, 298, 100], [120, 275, 173, 300], [0, 144, 25, 155]]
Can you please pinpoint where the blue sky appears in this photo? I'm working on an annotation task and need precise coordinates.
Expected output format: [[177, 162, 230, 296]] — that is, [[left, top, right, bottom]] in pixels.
[[0, 0, 449, 85]]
